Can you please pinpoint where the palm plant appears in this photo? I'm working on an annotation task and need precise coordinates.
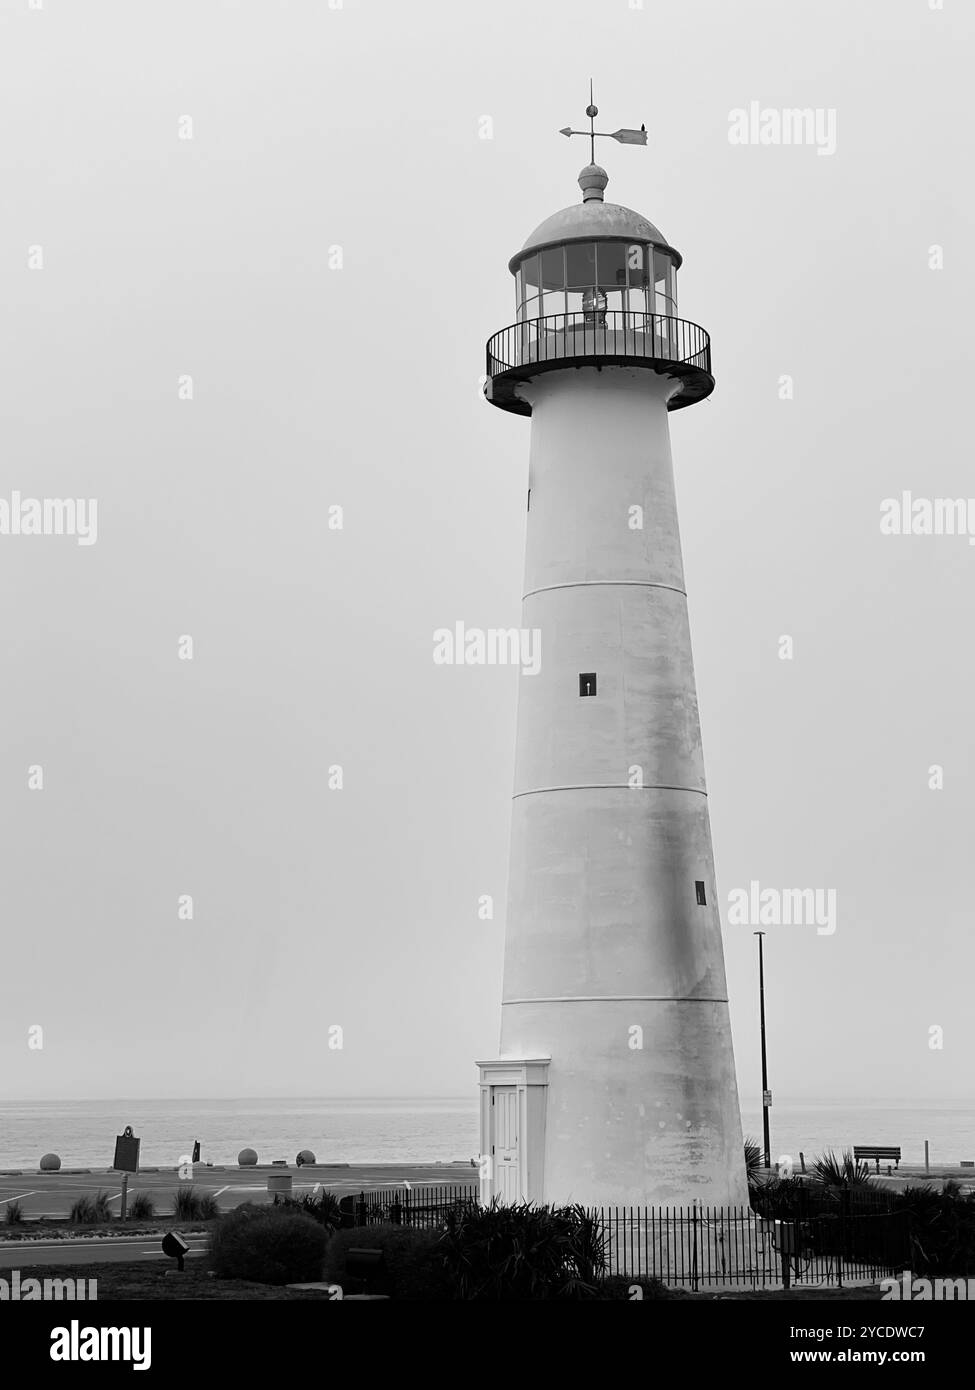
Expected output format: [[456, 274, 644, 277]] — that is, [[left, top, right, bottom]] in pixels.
[[744, 1137, 765, 1182], [810, 1148, 873, 1189], [280, 1189, 343, 1232], [439, 1199, 607, 1300]]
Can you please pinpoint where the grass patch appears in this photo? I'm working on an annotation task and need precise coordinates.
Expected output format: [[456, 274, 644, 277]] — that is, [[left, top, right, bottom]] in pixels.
[[12, 1261, 336, 1301], [4, 1202, 24, 1226], [128, 1193, 155, 1220]]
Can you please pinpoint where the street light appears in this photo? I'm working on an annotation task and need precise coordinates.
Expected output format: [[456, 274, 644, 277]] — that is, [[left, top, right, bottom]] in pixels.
[[754, 931, 771, 1170]]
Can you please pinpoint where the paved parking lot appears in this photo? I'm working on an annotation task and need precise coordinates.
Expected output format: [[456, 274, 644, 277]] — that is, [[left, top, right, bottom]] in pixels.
[[0, 1162, 477, 1219]]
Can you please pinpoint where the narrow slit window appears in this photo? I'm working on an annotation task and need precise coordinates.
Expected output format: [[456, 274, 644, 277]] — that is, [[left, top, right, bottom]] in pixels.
[[695, 880, 707, 906], [579, 673, 597, 697], [527, 488, 531, 512]]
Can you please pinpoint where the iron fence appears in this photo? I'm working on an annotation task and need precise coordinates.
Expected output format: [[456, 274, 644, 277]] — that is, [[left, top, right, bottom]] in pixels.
[[594, 1203, 910, 1291], [339, 1184, 477, 1231], [335, 1185, 909, 1291]]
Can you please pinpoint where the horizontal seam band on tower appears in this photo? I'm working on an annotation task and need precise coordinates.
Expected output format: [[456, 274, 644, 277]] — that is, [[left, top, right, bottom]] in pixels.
[[512, 784, 707, 799], [522, 580, 687, 600], [502, 995, 729, 1005]]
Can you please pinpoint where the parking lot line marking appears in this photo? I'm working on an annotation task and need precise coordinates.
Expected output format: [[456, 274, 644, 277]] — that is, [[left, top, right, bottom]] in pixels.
[[0, 1192, 36, 1205]]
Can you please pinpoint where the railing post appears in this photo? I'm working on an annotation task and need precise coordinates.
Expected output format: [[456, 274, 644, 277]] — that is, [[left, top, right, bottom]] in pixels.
[[691, 1200, 699, 1293]]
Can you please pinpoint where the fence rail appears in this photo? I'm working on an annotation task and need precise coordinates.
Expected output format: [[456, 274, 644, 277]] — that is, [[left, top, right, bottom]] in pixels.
[[485, 310, 713, 413], [340, 1184, 477, 1232], [337, 1185, 909, 1290], [594, 1203, 910, 1291]]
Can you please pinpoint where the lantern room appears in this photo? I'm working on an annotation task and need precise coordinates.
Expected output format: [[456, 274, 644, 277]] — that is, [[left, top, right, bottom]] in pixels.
[[485, 163, 713, 416]]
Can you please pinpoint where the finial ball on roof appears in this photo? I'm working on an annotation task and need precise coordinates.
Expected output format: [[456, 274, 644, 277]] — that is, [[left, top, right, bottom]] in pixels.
[[578, 163, 609, 203]]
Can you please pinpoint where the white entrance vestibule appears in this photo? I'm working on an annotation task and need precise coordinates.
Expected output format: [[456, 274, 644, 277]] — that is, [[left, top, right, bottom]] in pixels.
[[475, 1058, 549, 1205]]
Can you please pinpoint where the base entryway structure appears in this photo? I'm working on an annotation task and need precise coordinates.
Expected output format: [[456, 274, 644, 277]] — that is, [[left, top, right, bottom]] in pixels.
[[477, 114, 748, 1208]]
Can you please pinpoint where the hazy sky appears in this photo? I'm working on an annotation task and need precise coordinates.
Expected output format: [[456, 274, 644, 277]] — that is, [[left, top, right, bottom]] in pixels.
[[0, 0, 971, 1105]]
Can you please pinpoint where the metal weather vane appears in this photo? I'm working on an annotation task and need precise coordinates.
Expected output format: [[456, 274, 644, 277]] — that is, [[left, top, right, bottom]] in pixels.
[[560, 80, 647, 163]]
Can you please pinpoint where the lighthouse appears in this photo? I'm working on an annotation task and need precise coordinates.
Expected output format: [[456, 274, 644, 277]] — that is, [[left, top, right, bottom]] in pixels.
[[476, 106, 748, 1208]]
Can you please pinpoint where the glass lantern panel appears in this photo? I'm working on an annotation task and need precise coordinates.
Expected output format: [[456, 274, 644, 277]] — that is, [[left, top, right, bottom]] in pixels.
[[626, 243, 651, 284], [597, 243, 626, 320], [565, 242, 597, 288], [597, 243, 627, 291], [540, 246, 564, 289], [522, 255, 541, 293], [653, 249, 676, 316], [626, 243, 651, 319], [566, 288, 586, 320], [539, 246, 565, 319]]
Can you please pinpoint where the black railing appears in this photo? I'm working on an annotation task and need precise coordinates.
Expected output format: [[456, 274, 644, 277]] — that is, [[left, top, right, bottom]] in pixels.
[[594, 1203, 910, 1291], [335, 1187, 910, 1290], [486, 311, 711, 380], [339, 1184, 478, 1231]]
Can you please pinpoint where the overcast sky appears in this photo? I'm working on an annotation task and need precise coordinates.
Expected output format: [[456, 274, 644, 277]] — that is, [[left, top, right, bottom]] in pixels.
[[0, 0, 971, 1105]]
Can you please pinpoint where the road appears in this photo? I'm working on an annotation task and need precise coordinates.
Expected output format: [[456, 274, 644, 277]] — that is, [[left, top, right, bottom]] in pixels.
[[0, 1162, 477, 1220]]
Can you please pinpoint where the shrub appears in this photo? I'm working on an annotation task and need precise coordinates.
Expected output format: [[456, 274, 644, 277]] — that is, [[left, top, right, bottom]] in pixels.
[[173, 1186, 206, 1220], [324, 1225, 453, 1300], [5, 1202, 24, 1226], [69, 1196, 93, 1224], [90, 1192, 113, 1222], [440, 1201, 607, 1300], [70, 1192, 112, 1225], [897, 1184, 975, 1276], [198, 1194, 219, 1220], [128, 1193, 155, 1221], [208, 1207, 327, 1285], [277, 1189, 342, 1233]]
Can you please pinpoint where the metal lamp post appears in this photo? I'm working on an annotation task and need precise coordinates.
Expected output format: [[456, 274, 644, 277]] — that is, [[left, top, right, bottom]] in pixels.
[[754, 931, 771, 1170]]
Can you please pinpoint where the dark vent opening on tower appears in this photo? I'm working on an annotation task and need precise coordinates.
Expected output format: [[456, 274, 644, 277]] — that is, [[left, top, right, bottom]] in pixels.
[[579, 673, 597, 697], [695, 881, 707, 906]]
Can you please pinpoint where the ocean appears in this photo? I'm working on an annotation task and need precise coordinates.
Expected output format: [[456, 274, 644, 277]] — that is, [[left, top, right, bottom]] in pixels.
[[0, 1096, 971, 1172]]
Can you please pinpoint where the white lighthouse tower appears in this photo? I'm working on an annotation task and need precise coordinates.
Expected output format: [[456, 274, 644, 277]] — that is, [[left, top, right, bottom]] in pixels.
[[477, 106, 748, 1208]]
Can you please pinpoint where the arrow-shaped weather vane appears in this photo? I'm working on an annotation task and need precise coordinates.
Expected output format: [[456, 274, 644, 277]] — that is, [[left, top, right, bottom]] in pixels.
[[560, 79, 647, 163]]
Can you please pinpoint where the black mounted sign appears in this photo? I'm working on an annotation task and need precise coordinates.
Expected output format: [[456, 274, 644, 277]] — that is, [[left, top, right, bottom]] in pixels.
[[113, 1125, 141, 1174]]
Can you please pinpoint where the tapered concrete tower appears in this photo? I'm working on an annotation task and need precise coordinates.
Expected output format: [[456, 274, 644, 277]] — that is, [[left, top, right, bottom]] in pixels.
[[476, 125, 747, 1208]]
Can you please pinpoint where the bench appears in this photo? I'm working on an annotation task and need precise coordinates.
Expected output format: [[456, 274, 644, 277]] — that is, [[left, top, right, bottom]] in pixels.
[[854, 1145, 901, 1174]]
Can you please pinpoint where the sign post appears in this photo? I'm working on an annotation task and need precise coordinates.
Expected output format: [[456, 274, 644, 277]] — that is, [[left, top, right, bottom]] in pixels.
[[113, 1126, 141, 1221]]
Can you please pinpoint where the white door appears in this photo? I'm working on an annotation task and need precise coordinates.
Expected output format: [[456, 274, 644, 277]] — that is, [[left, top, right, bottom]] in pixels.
[[492, 1086, 520, 1203]]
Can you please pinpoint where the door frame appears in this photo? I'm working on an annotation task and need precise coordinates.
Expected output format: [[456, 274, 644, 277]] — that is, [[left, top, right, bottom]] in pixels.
[[475, 1058, 550, 1206]]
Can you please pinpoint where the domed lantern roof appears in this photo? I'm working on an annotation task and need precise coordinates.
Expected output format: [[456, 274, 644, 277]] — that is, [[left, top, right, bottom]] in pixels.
[[509, 164, 682, 273]]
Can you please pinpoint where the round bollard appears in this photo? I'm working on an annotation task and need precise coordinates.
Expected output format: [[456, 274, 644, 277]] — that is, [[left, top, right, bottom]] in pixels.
[[237, 1148, 258, 1167], [267, 1172, 293, 1201], [40, 1153, 61, 1172], [296, 1149, 316, 1167]]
